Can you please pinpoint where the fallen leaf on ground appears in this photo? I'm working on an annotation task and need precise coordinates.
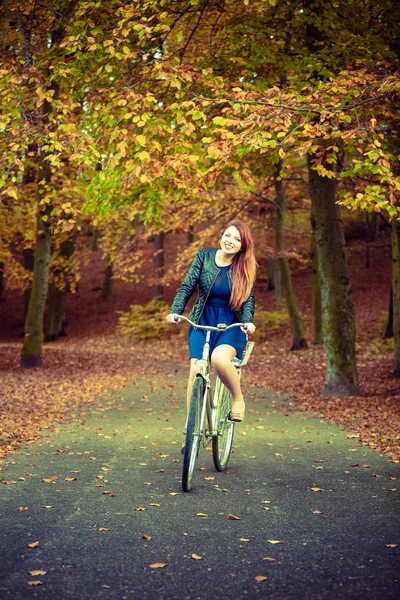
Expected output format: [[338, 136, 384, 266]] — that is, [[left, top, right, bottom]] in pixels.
[[142, 535, 151, 540], [64, 477, 77, 481], [386, 544, 397, 548], [191, 554, 202, 560], [135, 507, 146, 511], [311, 488, 324, 492], [28, 570, 47, 576], [313, 510, 323, 515], [263, 557, 276, 562], [267, 540, 282, 545], [255, 575, 267, 582], [99, 528, 109, 531], [197, 513, 208, 518], [149, 563, 167, 569], [28, 542, 39, 549], [228, 514, 241, 520], [18, 507, 28, 512], [27, 581, 42, 586]]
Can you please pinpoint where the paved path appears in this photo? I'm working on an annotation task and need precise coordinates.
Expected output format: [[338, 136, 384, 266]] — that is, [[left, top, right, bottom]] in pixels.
[[0, 375, 399, 599]]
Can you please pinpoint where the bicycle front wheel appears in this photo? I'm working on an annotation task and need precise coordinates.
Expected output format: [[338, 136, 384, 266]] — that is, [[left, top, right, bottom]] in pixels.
[[182, 376, 205, 492], [212, 383, 235, 472]]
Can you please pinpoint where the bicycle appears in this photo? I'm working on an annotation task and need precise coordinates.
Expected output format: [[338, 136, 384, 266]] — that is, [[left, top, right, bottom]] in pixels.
[[170, 314, 254, 493]]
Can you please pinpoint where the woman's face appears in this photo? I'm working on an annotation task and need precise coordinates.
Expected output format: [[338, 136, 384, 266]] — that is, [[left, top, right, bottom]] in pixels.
[[220, 226, 242, 256]]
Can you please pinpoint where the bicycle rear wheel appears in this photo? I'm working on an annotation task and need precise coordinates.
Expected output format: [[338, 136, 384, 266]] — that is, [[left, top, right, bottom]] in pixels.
[[212, 383, 235, 471], [182, 376, 205, 492]]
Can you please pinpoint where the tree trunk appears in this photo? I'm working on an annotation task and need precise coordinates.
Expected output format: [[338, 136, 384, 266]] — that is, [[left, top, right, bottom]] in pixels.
[[384, 286, 393, 339], [21, 196, 52, 368], [23, 248, 35, 319], [152, 232, 164, 303], [274, 161, 307, 350], [91, 228, 100, 251], [307, 154, 360, 396], [0, 262, 5, 301], [46, 238, 74, 340], [265, 257, 275, 291], [46, 283, 66, 341], [274, 259, 282, 309], [102, 259, 113, 300], [392, 219, 400, 376], [311, 214, 323, 345], [20, 22, 66, 368]]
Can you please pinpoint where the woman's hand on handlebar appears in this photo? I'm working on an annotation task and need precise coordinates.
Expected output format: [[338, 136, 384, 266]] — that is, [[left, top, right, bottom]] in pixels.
[[166, 313, 181, 325], [241, 322, 256, 335]]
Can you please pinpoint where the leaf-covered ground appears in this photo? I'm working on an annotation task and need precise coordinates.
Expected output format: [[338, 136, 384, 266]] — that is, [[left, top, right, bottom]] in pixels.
[[0, 237, 398, 462]]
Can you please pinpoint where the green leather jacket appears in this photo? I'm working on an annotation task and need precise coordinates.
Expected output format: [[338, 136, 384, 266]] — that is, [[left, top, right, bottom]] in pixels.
[[170, 248, 255, 324]]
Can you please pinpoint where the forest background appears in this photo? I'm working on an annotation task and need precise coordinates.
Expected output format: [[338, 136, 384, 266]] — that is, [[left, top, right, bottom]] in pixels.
[[0, 0, 399, 462]]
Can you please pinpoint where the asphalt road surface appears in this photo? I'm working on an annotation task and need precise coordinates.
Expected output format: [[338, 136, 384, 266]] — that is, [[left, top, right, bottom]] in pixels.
[[1, 375, 399, 599]]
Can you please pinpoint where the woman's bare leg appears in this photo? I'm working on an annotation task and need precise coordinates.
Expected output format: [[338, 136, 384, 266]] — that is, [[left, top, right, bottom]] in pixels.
[[187, 358, 201, 412], [211, 344, 245, 418]]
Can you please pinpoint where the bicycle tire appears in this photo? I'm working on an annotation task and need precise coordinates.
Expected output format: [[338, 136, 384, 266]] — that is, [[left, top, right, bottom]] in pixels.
[[212, 383, 235, 471], [182, 376, 205, 492]]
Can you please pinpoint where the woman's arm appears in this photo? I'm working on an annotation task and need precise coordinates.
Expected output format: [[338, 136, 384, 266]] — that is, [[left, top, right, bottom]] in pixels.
[[240, 287, 255, 324], [169, 250, 204, 316]]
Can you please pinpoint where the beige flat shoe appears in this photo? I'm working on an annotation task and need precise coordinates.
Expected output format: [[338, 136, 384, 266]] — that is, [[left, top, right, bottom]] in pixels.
[[228, 411, 245, 423]]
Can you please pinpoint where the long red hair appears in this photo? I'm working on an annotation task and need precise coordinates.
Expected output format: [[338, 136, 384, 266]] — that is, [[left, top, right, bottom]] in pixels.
[[222, 220, 256, 312]]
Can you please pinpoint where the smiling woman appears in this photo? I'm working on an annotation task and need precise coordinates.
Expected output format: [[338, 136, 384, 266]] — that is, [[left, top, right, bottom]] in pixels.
[[166, 220, 256, 424]]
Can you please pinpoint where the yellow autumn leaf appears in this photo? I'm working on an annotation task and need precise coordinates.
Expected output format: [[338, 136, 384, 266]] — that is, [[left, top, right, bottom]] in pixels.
[[99, 528, 109, 531], [149, 563, 167, 569], [28, 570, 47, 576], [191, 554, 202, 560], [28, 541, 39, 548], [197, 513, 208, 518], [313, 510, 323, 515], [267, 540, 282, 545], [263, 557, 277, 562], [142, 535, 151, 540], [135, 507, 146, 511], [64, 477, 77, 481], [255, 575, 267, 582], [27, 581, 42, 586], [311, 487, 324, 492], [42, 505, 54, 509], [136, 135, 146, 147], [228, 514, 241, 520]]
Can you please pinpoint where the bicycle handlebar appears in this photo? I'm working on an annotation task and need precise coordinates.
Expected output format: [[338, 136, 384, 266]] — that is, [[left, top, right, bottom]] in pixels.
[[170, 313, 247, 333]]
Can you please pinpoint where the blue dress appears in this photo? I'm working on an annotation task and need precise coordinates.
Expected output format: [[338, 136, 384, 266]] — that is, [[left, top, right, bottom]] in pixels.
[[188, 264, 247, 360]]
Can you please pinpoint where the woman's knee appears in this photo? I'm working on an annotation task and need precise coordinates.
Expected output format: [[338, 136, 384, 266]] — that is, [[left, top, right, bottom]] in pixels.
[[211, 345, 235, 370]]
